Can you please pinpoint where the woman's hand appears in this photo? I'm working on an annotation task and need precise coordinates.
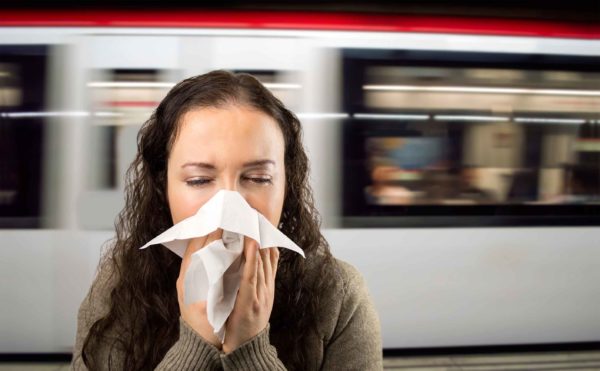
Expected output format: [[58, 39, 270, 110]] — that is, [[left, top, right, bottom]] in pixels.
[[222, 239, 279, 353], [177, 231, 223, 349]]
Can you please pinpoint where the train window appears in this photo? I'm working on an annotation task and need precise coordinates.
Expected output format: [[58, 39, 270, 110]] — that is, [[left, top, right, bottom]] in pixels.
[[342, 49, 600, 227], [87, 69, 171, 190], [0, 46, 47, 228], [78, 69, 176, 229]]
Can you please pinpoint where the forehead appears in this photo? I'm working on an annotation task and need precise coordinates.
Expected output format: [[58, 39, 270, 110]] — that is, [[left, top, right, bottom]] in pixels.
[[169, 105, 284, 163]]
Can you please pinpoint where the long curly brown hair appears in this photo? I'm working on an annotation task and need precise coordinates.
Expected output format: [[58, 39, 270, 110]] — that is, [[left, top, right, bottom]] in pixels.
[[81, 70, 335, 370]]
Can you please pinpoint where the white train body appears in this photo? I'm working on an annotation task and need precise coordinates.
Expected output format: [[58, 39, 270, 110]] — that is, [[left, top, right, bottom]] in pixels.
[[0, 22, 598, 353]]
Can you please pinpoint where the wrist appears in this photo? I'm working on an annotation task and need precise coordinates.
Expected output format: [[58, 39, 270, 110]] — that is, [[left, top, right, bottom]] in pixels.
[[222, 335, 245, 354], [222, 342, 234, 354], [182, 316, 222, 349], [222, 324, 270, 354]]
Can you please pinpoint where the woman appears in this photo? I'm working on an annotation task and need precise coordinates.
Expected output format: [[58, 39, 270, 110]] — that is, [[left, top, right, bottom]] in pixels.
[[72, 70, 382, 370]]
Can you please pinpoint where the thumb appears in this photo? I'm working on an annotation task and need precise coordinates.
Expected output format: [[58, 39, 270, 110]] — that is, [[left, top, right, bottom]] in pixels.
[[206, 228, 224, 245]]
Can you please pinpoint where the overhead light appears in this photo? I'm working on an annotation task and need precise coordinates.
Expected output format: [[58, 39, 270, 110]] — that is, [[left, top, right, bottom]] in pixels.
[[363, 84, 600, 97], [87, 81, 175, 88], [262, 83, 302, 90], [354, 113, 429, 120], [93, 111, 125, 117], [1, 111, 90, 118], [296, 112, 349, 119], [514, 117, 586, 124], [434, 115, 508, 122]]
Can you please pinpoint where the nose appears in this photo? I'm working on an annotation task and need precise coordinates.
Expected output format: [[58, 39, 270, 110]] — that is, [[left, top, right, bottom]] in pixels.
[[212, 170, 252, 202], [220, 176, 239, 192], [213, 173, 256, 212], [219, 175, 247, 198]]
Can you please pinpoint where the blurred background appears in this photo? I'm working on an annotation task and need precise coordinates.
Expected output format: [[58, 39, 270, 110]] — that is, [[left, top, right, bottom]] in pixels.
[[0, 1, 599, 369]]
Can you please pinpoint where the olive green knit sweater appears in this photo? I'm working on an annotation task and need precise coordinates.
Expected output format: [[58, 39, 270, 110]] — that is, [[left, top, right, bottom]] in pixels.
[[71, 256, 382, 370]]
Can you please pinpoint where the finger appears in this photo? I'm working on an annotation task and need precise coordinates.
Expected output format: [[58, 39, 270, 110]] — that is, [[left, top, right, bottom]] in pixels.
[[260, 248, 272, 289], [242, 238, 258, 287], [183, 235, 208, 260], [270, 247, 280, 281], [204, 228, 223, 246], [257, 247, 266, 298], [176, 276, 184, 307]]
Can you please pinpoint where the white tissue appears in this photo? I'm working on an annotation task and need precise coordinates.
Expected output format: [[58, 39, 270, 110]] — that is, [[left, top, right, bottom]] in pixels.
[[140, 190, 304, 342]]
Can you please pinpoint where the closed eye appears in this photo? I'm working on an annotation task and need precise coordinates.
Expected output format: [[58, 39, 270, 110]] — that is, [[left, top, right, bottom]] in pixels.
[[186, 178, 213, 187], [244, 176, 272, 185]]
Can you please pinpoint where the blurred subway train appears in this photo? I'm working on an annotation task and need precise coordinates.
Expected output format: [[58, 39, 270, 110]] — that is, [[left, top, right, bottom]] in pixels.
[[0, 10, 599, 355]]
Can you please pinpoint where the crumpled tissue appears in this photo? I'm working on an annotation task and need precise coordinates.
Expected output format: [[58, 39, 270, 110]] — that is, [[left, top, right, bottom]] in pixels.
[[140, 190, 304, 342]]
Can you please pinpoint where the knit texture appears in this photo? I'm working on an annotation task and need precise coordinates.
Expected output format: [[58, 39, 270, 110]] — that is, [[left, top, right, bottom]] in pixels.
[[71, 256, 382, 370]]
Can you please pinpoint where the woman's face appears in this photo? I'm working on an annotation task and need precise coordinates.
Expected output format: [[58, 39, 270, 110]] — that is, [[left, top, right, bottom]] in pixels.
[[167, 105, 286, 228]]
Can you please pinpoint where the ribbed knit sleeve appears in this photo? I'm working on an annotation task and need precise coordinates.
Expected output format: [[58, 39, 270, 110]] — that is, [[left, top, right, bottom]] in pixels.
[[155, 318, 222, 370], [71, 255, 382, 370], [220, 325, 286, 370], [70, 257, 222, 371]]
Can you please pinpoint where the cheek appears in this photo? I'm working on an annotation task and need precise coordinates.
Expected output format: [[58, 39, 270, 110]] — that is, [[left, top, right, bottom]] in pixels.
[[245, 182, 286, 227], [167, 178, 210, 224]]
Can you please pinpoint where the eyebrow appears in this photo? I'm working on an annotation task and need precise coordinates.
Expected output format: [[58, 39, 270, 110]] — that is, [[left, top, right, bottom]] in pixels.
[[242, 159, 275, 168], [181, 159, 275, 169], [181, 162, 216, 170]]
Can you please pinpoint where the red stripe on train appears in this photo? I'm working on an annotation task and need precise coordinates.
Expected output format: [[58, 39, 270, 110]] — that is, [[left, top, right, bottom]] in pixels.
[[0, 10, 598, 39]]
